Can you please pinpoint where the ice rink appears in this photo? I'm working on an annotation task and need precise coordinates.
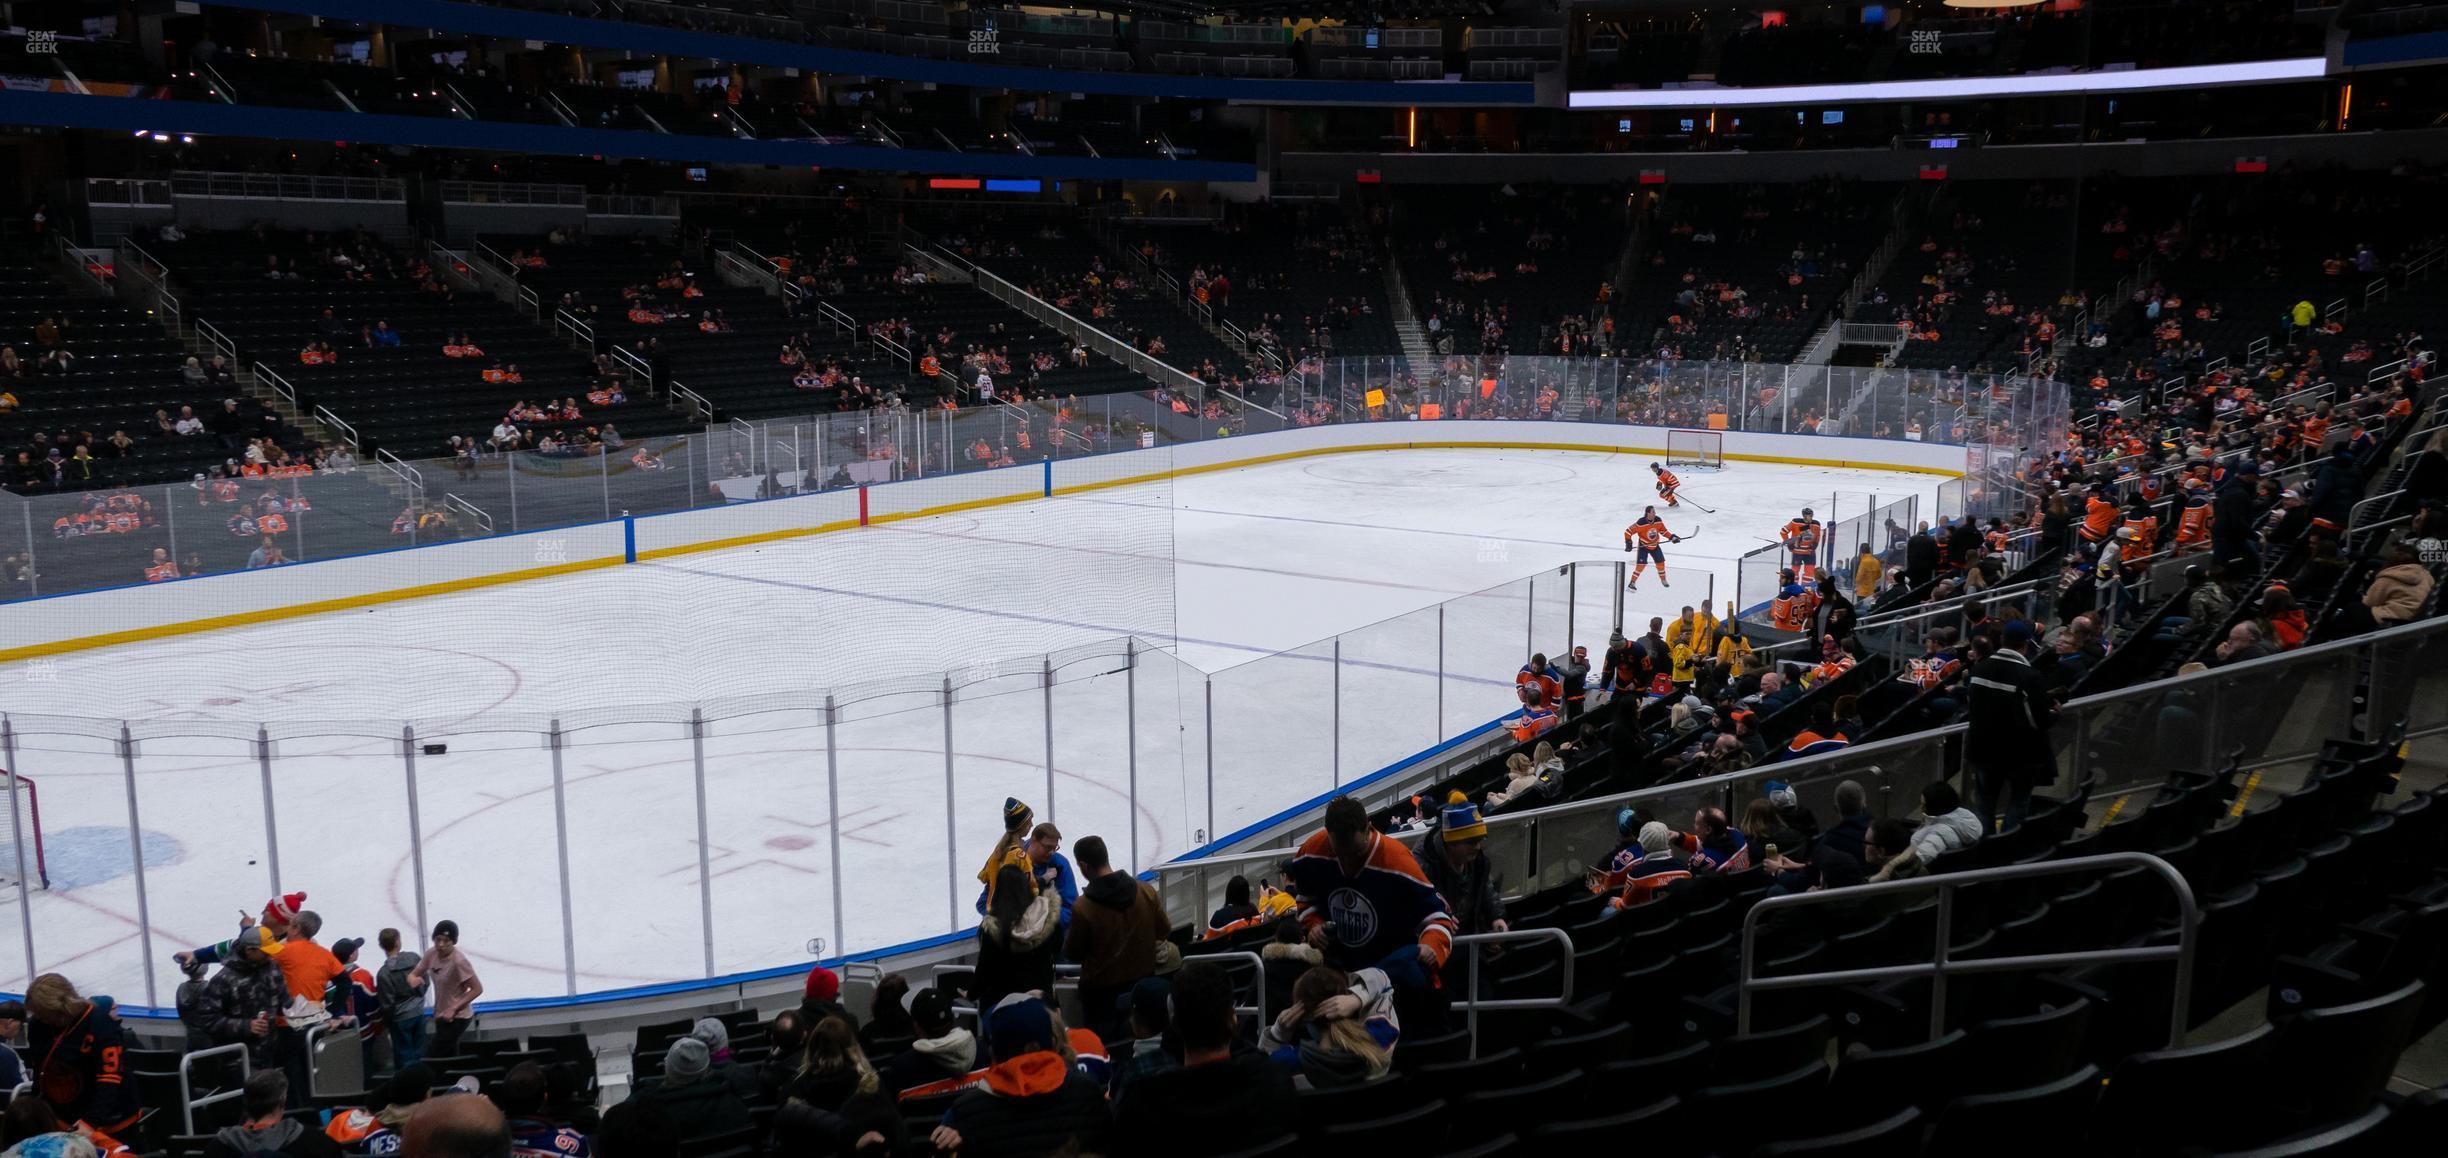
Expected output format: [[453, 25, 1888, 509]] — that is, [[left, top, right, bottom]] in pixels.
[[0, 447, 1941, 1003]]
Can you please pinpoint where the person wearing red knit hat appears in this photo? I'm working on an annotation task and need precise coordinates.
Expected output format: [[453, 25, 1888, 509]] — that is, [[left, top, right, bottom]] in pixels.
[[174, 892, 309, 971], [796, 963, 848, 1028]]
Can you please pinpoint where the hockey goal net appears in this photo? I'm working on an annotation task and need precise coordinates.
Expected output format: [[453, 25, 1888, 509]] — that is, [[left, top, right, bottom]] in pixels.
[[1666, 428, 1725, 471], [0, 773, 46, 893]]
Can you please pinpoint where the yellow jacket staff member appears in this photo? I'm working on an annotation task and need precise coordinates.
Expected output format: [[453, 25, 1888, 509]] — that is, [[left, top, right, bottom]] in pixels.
[[1715, 630, 1755, 682], [1853, 548, 1883, 599], [1663, 604, 1720, 658]]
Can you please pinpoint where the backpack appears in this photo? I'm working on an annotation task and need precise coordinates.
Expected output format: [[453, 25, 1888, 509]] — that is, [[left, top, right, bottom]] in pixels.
[[376, 951, 428, 1024]]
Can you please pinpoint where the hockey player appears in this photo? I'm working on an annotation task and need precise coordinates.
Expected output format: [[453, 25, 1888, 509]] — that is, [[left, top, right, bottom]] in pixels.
[[1780, 508, 1824, 583], [1649, 462, 1683, 508], [1624, 505, 1684, 590]]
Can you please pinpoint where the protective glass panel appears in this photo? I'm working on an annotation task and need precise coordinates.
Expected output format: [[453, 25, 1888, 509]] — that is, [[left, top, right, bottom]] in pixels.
[[1335, 605, 1443, 791], [559, 716, 705, 988], [410, 724, 569, 998], [1128, 643, 1204, 868], [699, 705, 835, 981], [1207, 640, 1334, 839], [1442, 575, 1532, 736], [831, 685, 955, 953]]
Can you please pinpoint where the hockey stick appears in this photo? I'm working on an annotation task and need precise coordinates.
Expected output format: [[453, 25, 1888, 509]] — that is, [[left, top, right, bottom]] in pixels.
[[1678, 493, 1718, 514]]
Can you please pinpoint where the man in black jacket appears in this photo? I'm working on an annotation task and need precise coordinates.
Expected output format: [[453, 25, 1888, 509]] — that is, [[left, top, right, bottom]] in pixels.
[[1965, 620, 2058, 835], [1905, 524, 1940, 590], [1110, 962, 1295, 1158], [2211, 462, 2263, 572]]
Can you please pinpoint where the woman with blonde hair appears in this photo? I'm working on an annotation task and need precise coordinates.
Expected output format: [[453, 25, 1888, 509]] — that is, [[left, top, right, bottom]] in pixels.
[[23, 976, 138, 1135], [782, 1014, 879, 1112], [1484, 752, 1541, 810], [1262, 965, 1398, 1088]]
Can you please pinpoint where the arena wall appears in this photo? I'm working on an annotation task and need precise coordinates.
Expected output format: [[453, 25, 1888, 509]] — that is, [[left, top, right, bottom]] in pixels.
[[0, 424, 1965, 658]]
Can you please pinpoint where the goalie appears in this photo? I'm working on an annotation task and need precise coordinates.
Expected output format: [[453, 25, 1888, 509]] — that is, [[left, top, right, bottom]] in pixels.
[[1624, 505, 1687, 591], [1649, 462, 1682, 509]]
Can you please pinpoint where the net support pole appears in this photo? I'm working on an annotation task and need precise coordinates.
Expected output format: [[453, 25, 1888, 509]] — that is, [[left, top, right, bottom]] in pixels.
[[1042, 656, 1056, 820], [402, 725, 429, 950], [2, 717, 36, 987], [256, 726, 280, 895], [943, 676, 960, 934], [1567, 564, 1578, 659], [1331, 638, 1342, 788], [119, 723, 159, 1006], [1126, 640, 1140, 871], [824, 695, 846, 967], [690, 708, 715, 977], [548, 720, 578, 997], [1199, 670, 1209, 842]]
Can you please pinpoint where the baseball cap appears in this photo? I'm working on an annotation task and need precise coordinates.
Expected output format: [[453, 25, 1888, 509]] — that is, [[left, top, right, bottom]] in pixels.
[[2003, 621, 2035, 647], [907, 987, 956, 1034]]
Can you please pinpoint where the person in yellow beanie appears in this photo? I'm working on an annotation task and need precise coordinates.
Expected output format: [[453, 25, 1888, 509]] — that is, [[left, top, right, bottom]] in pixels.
[[1423, 792, 1507, 936]]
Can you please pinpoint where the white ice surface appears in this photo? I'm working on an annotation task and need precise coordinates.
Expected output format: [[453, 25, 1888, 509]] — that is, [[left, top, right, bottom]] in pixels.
[[0, 449, 1937, 1003]]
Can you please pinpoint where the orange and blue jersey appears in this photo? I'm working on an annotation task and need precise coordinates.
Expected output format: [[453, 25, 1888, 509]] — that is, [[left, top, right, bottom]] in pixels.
[[1289, 829, 1457, 973], [1776, 729, 1850, 763], [1782, 518, 1822, 557], [1655, 469, 1681, 493], [1608, 854, 1694, 908], [1515, 662, 1562, 707], [1508, 704, 1558, 742], [1626, 517, 1672, 551], [2175, 503, 2212, 544]]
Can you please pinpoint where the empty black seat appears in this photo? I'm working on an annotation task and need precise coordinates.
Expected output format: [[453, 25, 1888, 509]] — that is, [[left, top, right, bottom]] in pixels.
[[1688, 1060, 1829, 1143], [1924, 1064, 2103, 1155], [1824, 1029, 1967, 1125], [2208, 1101, 2395, 1157], [1295, 1074, 1412, 1137], [1713, 1013, 1832, 1085], [2090, 1024, 2275, 1154], [1532, 1095, 1689, 1151], [1960, 997, 2092, 1095], [1451, 1069, 1584, 1143], [1751, 1106, 1922, 1157], [1318, 1098, 1448, 1150]]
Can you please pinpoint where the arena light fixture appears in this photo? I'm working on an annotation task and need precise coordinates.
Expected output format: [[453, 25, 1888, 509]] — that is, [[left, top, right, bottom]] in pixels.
[[1567, 56, 2327, 109]]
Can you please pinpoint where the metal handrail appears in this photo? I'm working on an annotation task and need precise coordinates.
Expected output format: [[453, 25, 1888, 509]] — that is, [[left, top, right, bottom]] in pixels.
[[445, 493, 495, 535], [669, 381, 715, 421], [1451, 926, 1576, 1052], [1737, 852, 2199, 1046], [2349, 488, 2406, 530], [554, 309, 595, 346], [315, 405, 360, 450], [376, 449, 425, 503], [611, 344, 655, 391], [194, 318, 237, 363], [178, 1043, 251, 1134], [251, 361, 298, 405]]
